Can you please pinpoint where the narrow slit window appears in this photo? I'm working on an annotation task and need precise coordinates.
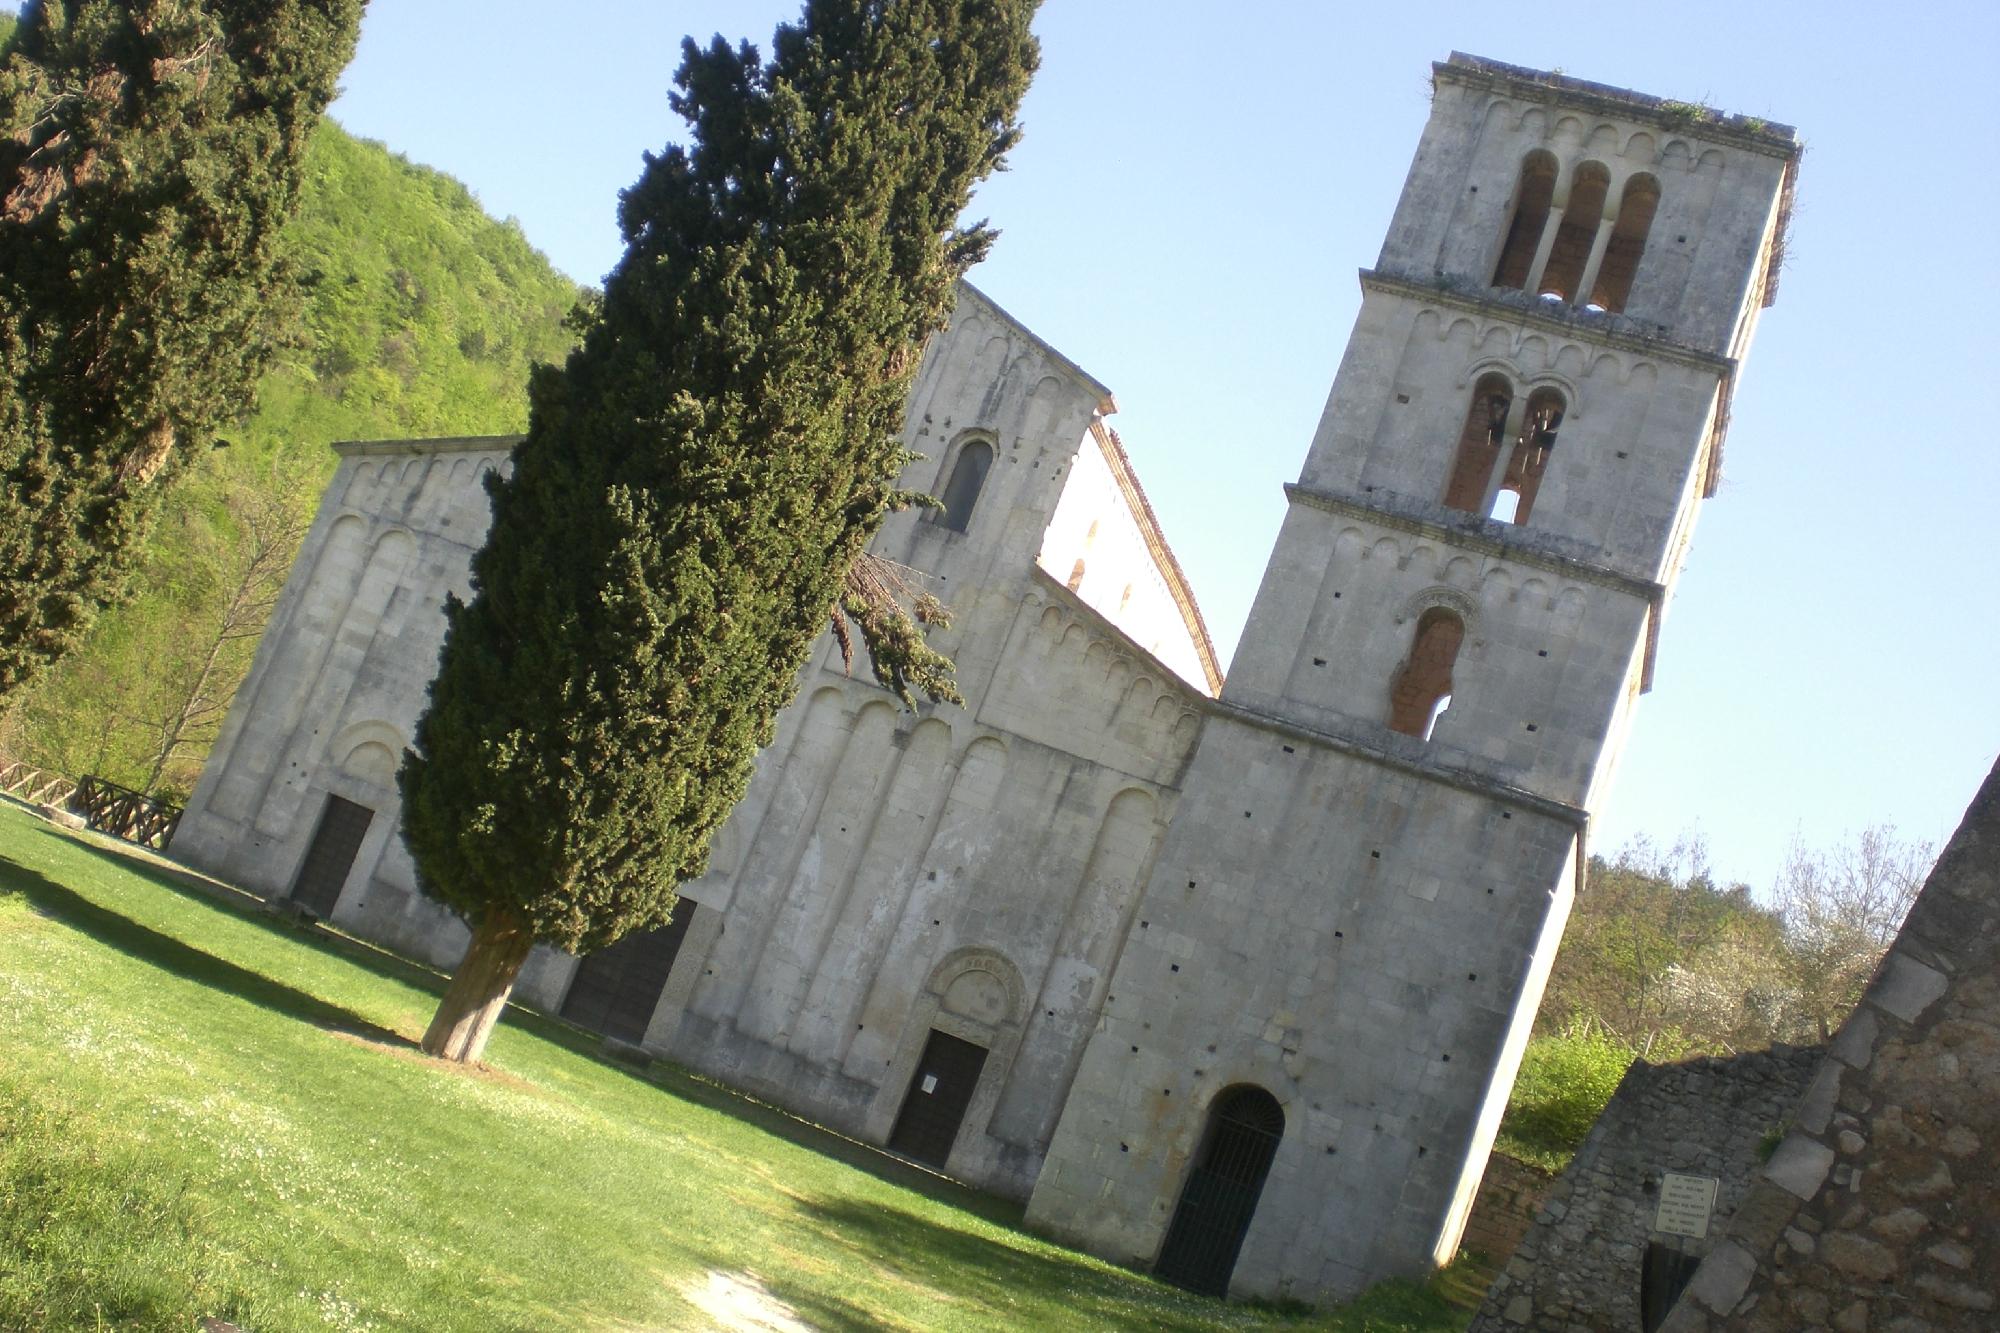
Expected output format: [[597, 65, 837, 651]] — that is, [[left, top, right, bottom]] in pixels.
[[1496, 388, 1565, 526], [1589, 173, 1659, 313], [1442, 374, 1513, 514], [933, 439, 992, 533], [1538, 161, 1610, 303], [1388, 608, 1464, 737], [1066, 559, 1086, 592], [1492, 151, 1558, 290]]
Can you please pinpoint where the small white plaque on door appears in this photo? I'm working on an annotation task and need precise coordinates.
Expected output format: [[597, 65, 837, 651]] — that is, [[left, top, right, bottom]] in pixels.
[[921, 1074, 938, 1094]]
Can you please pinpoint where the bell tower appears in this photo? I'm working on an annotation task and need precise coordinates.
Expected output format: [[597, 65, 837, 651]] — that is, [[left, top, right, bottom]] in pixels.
[[1026, 55, 1799, 1302]]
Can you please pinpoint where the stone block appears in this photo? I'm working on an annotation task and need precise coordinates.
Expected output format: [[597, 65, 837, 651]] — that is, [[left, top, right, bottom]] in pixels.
[[1821, 1231, 1898, 1282], [1870, 954, 1949, 1025], [1684, 1241, 1758, 1315], [1763, 1134, 1836, 1201]]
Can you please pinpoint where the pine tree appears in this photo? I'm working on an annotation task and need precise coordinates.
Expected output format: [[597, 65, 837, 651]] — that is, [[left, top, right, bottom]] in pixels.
[[399, 0, 1040, 1063], [0, 0, 364, 698]]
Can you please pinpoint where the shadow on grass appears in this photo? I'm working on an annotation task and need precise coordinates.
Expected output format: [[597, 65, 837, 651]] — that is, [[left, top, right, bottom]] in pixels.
[[24, 822, 636, 1064], [744, 1194, 1211, 1330], [29, 823, 454, 992], [641, 1060, 1025, 1227], [7, 815, 1025, 1233], [0, 853, 416, 1050]]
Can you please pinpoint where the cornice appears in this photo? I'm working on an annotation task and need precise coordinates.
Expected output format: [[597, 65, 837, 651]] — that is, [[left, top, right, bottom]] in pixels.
[[1282, 482, 1664, 607], [1204, 697, 1589, 831], [1434, 54, 1802, 162], [1360, 269, 1735, 376]]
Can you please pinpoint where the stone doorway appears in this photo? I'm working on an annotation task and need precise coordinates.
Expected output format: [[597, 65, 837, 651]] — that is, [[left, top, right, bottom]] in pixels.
[[1155, 1086, 1285, 1297], [561, 908, 693, 1045], [886, 1029, 989, 1168], [290, 794, 373, 919]]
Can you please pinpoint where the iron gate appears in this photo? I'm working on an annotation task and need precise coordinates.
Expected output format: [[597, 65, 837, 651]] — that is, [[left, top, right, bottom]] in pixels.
[[1155, 1086, 1285, 1297]]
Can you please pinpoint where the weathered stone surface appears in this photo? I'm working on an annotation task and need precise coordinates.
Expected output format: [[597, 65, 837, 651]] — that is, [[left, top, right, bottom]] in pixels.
[[1867, 1206, 1927, 1241], [1910, 1275, 1995, 1311], [1660, 761, 2000, 1332], [1924, 1239, 1971, 1269], [35, 802, 85, 830], [1822, 1231, 1897, 1282], [1764, 1134, 1836, 1200], [1686, 1241, 1757, 1313], [1873, 955, 1949, 1025], [1466, 1047, 1819, 1332]]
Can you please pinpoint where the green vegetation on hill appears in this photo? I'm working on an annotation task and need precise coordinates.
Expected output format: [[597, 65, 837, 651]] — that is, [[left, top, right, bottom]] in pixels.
[[1497, 830, 1930, 1171], [0, 122, 580, 798], [0, 802, 1467, 1330]]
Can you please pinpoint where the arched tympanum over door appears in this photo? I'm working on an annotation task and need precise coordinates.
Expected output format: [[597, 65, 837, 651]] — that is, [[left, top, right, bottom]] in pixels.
[[1154, 1086, 1285, 1297]]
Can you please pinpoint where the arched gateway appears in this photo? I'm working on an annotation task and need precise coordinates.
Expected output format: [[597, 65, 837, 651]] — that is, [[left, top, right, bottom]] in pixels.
[[1154, 1086, 1285, 1296]]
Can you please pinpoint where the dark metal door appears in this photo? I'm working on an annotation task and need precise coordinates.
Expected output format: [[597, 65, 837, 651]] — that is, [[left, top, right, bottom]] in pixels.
[[1155, 1086, 1285, 1298], [291, 795, 373, 918], [561, 906, 695, 1044], [1641, 1242, 1702, 1332], [887, 1029, 988, 1168]]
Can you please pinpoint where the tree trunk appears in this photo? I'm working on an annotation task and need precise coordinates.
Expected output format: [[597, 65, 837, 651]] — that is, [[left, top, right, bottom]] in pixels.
[[422, 904, 536, 1063]]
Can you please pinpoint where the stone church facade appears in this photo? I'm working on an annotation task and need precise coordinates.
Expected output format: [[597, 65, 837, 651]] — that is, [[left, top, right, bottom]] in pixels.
[[171, 56, 1799, 1304]]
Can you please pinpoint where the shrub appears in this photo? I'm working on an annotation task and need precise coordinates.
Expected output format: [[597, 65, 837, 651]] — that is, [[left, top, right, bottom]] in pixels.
[[1496, 1017, 1635, 1172]]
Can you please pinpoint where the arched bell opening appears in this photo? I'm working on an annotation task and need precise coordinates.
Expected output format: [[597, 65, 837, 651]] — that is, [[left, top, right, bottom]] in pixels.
[[1491, 150, 1558, 290], [1538, 161, 1610, 302], [1441, 373, 1514, 514]]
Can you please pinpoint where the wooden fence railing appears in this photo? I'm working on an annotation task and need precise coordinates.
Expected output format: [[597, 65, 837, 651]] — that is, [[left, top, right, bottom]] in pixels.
[[71, 774, 184, 851], [0, 757, 76, 809]]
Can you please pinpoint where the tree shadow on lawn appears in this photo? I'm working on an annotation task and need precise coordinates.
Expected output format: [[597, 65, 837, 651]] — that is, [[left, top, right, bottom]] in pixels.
[[0, 852, 415, 1051], [24, 822, 455, 995], [637, 1060, 1024, 1227], [8, 823, 1046, 1239], [737, 1193, 1215, 1331], [22, 823, 633, 1064]]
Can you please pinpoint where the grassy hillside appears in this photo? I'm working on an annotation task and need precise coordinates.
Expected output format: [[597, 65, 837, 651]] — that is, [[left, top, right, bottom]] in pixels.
[[0, 121, 580, 798]]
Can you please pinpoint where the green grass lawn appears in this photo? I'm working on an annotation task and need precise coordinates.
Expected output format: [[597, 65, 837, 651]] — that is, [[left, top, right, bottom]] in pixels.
[[0, 801, 1470, 1331]]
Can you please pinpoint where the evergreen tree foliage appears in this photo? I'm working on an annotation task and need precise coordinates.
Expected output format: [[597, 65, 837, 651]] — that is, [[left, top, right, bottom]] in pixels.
[[399, 0, 1040, 1060], [0, 0, 364, 699]]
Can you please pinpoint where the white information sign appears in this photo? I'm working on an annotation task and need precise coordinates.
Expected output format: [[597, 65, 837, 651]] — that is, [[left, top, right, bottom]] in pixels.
[[1654, 1172, 1719, 1239]]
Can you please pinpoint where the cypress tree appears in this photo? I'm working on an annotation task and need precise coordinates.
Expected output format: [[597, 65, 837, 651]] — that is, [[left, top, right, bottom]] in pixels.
[[0, 0, 365, 698], [399, 0, 1040, 1063]]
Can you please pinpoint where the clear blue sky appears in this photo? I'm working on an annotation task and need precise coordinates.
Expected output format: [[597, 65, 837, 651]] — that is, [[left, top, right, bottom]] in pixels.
[[35, 2, 2000, 894]]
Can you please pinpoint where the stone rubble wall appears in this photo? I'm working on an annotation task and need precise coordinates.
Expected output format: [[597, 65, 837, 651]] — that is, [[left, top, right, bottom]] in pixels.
[[1469, 1044, 1820, 1332], [1662, 759, 2000, 1333], [1457, 1153, 1557, 1279]]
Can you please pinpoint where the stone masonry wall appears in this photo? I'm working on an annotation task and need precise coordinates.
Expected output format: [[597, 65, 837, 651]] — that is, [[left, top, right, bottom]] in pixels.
[[1458, 1154, 1557, 1278], [1662, 759, 2000, 1333], [1470, 1044, 1820, 1332]]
